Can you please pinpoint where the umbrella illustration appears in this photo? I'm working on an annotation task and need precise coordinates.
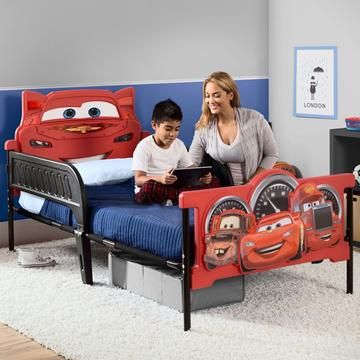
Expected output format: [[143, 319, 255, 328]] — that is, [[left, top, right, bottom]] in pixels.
[[313, 66, 324, 72]]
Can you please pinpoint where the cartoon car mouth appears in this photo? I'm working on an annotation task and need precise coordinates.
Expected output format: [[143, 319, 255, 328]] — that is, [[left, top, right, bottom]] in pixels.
[[55, 124, 110, 134], [256, 241, 284, 255], [320, 234, 332, 241], [211, 233, 233, 241], [66, 153, 108, 164], [214, 247, 230, 257]]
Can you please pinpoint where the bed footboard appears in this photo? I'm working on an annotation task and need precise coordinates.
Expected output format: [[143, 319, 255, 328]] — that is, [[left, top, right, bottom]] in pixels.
[[6, 151, 93, 285], [179, 169, 355, 331]]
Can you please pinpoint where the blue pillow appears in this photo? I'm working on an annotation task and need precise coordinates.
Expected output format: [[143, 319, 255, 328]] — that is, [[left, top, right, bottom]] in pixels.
[[73, 158, 134, 186]]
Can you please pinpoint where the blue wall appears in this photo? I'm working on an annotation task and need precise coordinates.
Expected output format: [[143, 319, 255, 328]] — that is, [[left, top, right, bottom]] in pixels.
[[0, 78, 268, 221]]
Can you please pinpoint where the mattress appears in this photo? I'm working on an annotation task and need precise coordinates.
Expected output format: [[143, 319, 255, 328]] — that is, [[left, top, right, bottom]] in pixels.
[[37, 179, 192, 261]]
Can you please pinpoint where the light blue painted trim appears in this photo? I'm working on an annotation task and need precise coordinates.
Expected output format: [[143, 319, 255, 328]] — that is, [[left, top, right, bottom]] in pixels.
[[293, 46, 337, 120]]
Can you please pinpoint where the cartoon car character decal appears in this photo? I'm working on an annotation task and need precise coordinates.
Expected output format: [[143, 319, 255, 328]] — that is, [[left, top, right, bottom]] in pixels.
[[289, 183, 342, 251], [239, 211, 304, 271], [204, 209, 256, 270], [7, 87, 147, 162], [353, 164, 360, 186]]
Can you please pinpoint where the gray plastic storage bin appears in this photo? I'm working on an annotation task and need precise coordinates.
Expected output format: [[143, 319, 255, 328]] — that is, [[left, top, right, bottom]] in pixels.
[[109, 252, 245, 312]]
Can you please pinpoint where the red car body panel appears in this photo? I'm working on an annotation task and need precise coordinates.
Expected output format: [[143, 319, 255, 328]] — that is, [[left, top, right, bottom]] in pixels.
[[301, 210, 342, 251], [5, 87, 147, 162], [240, 212, 303, 271], [289, 182, 343, 251], [203, 209, 256, 269]]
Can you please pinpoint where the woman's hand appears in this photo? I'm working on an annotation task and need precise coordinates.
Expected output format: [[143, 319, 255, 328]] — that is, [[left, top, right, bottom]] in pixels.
[[200, 172, 212, 185]]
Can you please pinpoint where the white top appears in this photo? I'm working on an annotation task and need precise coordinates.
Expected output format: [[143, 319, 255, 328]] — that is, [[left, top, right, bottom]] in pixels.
[[215, 121, 245, 185], [131, 135, 193, 192]]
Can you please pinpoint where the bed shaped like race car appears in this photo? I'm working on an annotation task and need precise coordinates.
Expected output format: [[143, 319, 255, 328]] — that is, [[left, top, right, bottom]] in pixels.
[[4, 88, 355, 331]]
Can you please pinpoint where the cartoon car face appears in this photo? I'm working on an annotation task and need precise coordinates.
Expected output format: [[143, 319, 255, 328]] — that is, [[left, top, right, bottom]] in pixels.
[[289, 182, 342, 251], [204, 210, 256, 269], [301, 202, 342, 251], [240, 211, 303, 271], [204, 231, 239, 268], [10, 88, 144, 162]]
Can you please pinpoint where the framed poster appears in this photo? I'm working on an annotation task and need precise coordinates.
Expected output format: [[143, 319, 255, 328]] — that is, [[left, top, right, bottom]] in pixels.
[[294, 46, 337, 119]]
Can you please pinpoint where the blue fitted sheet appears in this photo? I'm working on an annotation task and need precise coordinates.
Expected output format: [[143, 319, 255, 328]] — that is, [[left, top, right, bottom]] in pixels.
[[38, 179, 191, 261]]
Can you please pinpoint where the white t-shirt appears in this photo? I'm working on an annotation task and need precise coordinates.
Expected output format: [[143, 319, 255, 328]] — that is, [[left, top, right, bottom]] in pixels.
[[131, 136, 193, 192]]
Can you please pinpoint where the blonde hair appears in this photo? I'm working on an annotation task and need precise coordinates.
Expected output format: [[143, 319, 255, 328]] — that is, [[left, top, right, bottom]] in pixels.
[[195, 71, 240, 129]]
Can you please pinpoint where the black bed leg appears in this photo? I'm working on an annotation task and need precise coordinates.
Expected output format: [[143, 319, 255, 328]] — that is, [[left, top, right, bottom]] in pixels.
[[345, 187, 353, 294], [75, 230, 93, 285], [7, 154, 14, 251], [347, 251, 353, 294], [8, 193, 14, 251], [182, 208, 191, 331]]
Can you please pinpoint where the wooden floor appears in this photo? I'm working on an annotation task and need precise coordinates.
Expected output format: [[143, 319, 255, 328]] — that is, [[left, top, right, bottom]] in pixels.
[[0, 323, 64, 360]]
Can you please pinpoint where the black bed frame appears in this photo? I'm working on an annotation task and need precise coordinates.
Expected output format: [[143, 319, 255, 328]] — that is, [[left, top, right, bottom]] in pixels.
[[6, 151, 354, 331]]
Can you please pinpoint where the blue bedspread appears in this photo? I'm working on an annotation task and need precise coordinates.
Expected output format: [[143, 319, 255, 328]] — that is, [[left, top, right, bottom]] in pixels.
[[39, 179, 192, 261]]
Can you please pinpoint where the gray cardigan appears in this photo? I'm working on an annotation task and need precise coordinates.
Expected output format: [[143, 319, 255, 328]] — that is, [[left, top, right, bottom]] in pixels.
[[189, 107, 279, 183]]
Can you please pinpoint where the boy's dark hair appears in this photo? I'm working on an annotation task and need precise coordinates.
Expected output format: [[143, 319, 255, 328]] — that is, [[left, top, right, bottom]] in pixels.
[[151, 99, 182, 125]]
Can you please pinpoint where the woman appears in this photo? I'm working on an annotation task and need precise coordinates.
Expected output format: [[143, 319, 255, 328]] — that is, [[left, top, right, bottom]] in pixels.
[[189, 71, 279, 185]]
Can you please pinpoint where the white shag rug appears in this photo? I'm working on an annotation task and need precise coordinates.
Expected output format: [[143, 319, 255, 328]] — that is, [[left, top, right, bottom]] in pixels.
[[0, 238, 359, 360]]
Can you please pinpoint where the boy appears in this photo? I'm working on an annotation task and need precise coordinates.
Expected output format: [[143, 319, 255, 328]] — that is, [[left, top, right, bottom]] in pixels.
[[132, 99, 218, 205]]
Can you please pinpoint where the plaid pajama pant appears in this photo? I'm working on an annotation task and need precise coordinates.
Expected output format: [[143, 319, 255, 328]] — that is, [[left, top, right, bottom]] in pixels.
[[135, 177, 221, 205]]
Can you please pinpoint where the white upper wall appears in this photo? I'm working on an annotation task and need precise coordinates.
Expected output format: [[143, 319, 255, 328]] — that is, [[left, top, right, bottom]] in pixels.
[[269, 0, 360, 177], [0, 0, 268, 88]]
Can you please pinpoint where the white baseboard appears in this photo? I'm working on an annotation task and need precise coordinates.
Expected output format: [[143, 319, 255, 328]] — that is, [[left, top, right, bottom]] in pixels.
[[0, 219, 69, 248]]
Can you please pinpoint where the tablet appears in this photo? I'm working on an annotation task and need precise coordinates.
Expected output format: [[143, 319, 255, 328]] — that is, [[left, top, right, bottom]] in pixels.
[[172, 166, 212, 187]]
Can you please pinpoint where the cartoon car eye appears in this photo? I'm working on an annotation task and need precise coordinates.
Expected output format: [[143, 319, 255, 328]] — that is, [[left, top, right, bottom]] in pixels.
[[257, 216, 292, 232], [41, 107, 79, 121], [276, 217, 292, 227], [258, 224, 271, 232], [219, 215, 240, 230], [81, 101, 119, 118], [312, 200, 320, 207], [42, 101, 119, 121], [82, 102, 118, 118], [302, 202, 313, 212], [88, 107, 101, 118], [63, 108, 76, 119]]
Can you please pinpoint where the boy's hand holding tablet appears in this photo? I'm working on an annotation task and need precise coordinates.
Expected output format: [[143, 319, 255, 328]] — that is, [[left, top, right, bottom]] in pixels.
[[171, 166, 212, 187]]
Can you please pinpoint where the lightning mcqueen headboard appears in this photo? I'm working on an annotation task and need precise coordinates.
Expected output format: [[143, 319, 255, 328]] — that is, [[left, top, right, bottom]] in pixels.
[[5, 87, 148, 161], [4, 88, 356, 331]]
